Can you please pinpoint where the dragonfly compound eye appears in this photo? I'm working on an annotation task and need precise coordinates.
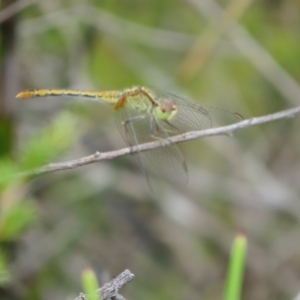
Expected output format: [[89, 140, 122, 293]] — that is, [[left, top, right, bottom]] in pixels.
[[154, 98, 178, 122], [160, 98, 176, 112]]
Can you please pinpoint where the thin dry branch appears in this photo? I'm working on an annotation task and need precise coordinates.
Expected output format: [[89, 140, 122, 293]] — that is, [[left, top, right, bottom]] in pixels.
[[17, 104, 300, 178], [0, 0, 34, 23], [75, 269, 135, 300], [187, 0, 300, 106]]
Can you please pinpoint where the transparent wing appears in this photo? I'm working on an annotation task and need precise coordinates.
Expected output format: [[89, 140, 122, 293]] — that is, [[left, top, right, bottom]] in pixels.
[[139, 116, 188, 187], [153, 89, 242, 133], [113, 88, 242, 190], [114, 93, 188, 189]]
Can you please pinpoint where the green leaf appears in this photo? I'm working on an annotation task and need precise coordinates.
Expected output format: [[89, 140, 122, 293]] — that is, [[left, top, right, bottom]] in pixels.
[[82, 267, 101, 300], [0, 199, 37, 241], [224, 232, 248, 300], [0, 248, 10, 286], [20, 112, 79, 170], [0, 159, 19, 192]]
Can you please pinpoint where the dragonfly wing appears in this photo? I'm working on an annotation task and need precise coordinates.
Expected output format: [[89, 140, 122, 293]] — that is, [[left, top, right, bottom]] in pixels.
[[139, 136, 188, 187], [154, 90, 242, 132], [114, 93, 188, 189], [114, 99, 151, 186]]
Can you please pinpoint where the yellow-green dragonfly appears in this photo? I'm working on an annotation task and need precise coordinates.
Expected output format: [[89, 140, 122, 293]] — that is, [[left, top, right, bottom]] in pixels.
[[17, 86, 242, 190]]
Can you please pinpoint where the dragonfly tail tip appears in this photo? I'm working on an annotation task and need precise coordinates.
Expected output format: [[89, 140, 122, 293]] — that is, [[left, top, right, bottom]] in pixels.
[[16, 90, 33, 99]]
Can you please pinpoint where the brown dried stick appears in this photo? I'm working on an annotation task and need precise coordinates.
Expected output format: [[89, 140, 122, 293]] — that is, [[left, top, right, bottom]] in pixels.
[[75, 269, 135, 300], [15, 104, 300, 178]]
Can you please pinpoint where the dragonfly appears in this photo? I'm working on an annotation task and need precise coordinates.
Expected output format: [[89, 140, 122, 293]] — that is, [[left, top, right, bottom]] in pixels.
[[16, 86, 242, 190]]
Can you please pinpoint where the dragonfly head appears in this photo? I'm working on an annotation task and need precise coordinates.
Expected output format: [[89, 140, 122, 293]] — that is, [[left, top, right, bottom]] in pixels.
[[155, 98, 178, 121]]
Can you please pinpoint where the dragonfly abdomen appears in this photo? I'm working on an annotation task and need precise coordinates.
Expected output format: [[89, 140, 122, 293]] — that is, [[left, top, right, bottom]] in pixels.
[[16, 89, 120, 105]]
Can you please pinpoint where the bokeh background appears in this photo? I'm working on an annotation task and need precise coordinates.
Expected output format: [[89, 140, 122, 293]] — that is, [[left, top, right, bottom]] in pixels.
[[1, 0, 300, 299]]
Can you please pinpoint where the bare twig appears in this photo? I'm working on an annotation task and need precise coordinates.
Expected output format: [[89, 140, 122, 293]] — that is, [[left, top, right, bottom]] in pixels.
[[19, 5, 193, 52], [75, 269, 135, 300], [0, 0, 34, 23], [178, 0, 254, 80], [16, 104, 300, 178], [187, 0, 300, 105]]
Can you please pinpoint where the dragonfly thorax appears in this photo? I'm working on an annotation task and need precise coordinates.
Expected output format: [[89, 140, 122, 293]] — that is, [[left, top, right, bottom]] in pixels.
[[154, 98, 178, 121]]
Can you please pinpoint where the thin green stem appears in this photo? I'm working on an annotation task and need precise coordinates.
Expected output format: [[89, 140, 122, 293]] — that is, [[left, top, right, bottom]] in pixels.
[[224, 232, 248, 300]]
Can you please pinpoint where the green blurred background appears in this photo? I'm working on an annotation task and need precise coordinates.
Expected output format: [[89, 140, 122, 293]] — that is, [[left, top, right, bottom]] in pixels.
[[1, 0, 300, 299]]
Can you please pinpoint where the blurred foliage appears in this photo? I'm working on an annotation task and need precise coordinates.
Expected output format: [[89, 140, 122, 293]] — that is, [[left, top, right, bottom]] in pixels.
[[1, 0, 300, 299], [20, 111, 78, 169], [0, 248, 10, 285], [0, 110, 79, 295], [82, 267, 100, 300]]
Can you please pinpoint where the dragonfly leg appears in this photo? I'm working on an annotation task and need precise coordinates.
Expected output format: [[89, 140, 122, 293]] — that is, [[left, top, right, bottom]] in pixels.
[[121, 114, 146, 154], [153, 119, 179, 136], [122, 114, 146, 126], [164, 120, 179, 133], [149, 120, 171, 147], [146, 117, 176, 147]]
